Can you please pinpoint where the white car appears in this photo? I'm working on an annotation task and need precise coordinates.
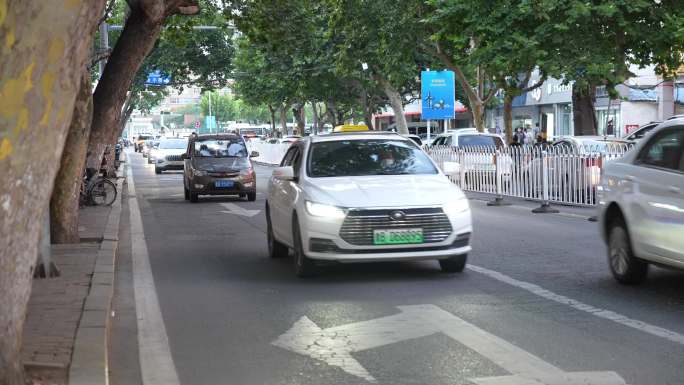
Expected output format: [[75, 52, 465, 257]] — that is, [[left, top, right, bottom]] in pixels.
[[265, 131, 472, 277], [598, 121, 684, 284], [151, 138, 188, 174]]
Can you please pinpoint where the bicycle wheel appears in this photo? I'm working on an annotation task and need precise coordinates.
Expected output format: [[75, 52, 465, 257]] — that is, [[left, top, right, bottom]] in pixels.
[[89, 178, 117, 206]]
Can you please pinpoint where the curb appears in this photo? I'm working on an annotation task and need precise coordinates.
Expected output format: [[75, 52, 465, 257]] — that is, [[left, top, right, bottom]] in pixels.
[[68, 167, 125, 385]]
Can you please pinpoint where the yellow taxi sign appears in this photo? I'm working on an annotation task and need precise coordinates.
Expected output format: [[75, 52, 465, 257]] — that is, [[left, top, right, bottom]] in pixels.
[[333, 124, 369, 133]]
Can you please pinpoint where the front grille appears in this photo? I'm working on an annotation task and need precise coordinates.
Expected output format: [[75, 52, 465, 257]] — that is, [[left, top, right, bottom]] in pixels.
[[165, 155, 182, 161], [208, 171, 239, 177], [339, 208, 453, 246]]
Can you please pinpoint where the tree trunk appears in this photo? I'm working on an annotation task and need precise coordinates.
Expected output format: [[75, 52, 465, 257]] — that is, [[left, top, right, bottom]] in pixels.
[[572, 83, 598, 136], [472, 101, 485, 133], [85, 7, 164, 171], [35, 207, 60, 278], [279, 105, 288, 136], [0, 2, 107, 384], [292, 103, 305, 135], [503, 93, 514, 144], [376, 76, 408, 135], [325, 101, 338, 126], [50, 70, 94, 244], [311, 102, 319, 135], [268, 104, 276, 134]]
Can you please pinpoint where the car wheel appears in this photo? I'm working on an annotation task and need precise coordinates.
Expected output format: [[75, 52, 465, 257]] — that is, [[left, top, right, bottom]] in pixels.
[[607, 221, 648, 284], [266, 205, 288, 259], [293, 215, 316, 277], [155, 167, 162, 174], [439, 254, 467, 273], [190, 191, 199, 203], [183, 185, 190, 201], [247, 192, 256, 202]]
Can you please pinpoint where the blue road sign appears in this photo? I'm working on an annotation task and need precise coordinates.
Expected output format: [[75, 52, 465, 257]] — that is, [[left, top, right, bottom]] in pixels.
[[421, 71, 455, 120], [203, 116, 218, 132], [146, 70, 171, 86]]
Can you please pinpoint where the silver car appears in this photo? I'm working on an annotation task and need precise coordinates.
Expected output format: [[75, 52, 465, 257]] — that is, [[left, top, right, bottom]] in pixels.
[[598, 121, 684, 284]]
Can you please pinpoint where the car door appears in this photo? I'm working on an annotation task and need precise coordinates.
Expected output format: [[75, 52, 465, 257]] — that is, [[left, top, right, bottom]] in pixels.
[[269, 146, 301, 245], [628, 127, 684, 263]]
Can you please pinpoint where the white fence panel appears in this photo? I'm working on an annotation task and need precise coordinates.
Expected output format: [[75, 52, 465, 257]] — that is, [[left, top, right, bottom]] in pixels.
[[426, 143, 632, 207]]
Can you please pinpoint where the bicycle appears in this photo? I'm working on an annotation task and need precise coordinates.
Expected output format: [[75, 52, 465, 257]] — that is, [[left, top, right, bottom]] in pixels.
[[80, 169, 117, 206]]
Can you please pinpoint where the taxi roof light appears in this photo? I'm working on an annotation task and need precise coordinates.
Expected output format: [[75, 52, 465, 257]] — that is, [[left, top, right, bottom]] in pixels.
[[333, 124, 370, 133]]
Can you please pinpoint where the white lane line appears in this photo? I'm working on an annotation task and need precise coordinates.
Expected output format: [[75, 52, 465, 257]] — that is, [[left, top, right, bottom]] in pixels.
[[467, 264, 684, 346], [127, 167, 182, 385]]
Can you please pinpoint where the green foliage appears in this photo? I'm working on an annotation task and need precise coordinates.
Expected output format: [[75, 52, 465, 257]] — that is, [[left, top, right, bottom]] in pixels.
[[199, 92, 271, 123]]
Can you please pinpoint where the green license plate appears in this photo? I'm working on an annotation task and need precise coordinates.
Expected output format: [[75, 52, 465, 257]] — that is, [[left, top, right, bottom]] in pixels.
[[373, 229, 424, 245]]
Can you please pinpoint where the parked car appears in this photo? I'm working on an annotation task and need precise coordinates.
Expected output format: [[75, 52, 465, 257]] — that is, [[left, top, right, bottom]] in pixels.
[[265, 130, 472, 277], [623, 122, 661, 143], [151, 138, 188, 174], [183, 133, 259, 202], [598, 121, 684, 284], [405, 134, 422, 146], [430, 130, 510, 184]]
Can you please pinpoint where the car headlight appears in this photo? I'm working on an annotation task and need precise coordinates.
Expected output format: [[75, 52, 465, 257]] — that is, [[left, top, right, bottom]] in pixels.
[[193, 169, 207, 177], [305, 201, 346, 219], [443, 198, 469, 215]]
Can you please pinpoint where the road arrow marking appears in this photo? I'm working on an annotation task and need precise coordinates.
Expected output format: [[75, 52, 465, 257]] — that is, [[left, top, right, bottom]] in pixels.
[[272, 304, 627, 385], [219, 202, 260, 217]]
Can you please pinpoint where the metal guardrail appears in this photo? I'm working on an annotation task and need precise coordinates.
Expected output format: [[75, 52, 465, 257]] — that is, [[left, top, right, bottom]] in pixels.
[[426, 143, 633, 207]]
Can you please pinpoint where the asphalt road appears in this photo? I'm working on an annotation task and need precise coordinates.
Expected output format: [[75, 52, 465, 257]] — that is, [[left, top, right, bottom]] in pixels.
[[125, 151, 684, 385]]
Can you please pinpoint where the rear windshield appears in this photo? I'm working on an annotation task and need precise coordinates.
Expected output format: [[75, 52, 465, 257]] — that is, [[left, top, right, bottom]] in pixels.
[[158, 139, 188, 149], [193, 138, 247, 158], [137, 135, 153, 140], [457, 135, 504, 148]]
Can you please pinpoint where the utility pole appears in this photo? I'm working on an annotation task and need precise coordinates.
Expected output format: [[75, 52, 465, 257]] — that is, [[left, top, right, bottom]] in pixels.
[[208, 92, 212, 133], [98, 21, 109, 78]]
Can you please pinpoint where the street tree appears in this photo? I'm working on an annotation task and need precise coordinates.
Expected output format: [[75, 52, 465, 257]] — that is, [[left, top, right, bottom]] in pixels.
[[0, 2, 108, 384], [328, 0, 431, 135], [84, 0, 201, 172], [51, 0, 235, 243]]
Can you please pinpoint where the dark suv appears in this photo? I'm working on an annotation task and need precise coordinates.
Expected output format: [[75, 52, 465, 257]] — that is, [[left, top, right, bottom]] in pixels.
[[183, 133, 259, 203]]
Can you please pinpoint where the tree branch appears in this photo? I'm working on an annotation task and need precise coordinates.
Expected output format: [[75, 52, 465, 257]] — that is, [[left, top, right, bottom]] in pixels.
[[521, 75, 546, 92], [98, 0, 118, 25], [425, 42, 479, 104]]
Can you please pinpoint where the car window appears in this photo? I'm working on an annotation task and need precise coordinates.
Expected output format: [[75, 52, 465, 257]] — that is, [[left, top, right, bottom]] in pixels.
[[445, 136, 453, 146], [432, 136, 445, 146], [291, 146, 303, 175], [280, 147, 298, 167], [457, 135, 503, 149], [636, 129, 684, 171], [628, 124, 657, 141], [307, 139, 438, 177]]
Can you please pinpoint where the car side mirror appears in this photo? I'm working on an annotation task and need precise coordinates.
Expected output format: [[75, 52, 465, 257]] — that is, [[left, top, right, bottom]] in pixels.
[[250, 151, 259, 158], [442, 161, 461, 176], [273, 166, 295, 181]]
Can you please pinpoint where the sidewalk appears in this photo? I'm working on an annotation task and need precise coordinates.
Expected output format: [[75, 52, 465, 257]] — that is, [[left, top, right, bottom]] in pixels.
[[23, 179, 124, 385]]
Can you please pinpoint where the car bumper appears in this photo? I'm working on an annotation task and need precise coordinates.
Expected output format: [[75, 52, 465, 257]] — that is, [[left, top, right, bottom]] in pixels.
[[190, 175, 256, 195], [155, 160, 184, 170], [299, 208, 472, 262]]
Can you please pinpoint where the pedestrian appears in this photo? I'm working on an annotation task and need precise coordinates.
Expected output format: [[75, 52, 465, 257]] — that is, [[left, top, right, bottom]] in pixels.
[[524, 128, 534, 145], [515, 127, 526, 145], [510, 134, 521, 147]]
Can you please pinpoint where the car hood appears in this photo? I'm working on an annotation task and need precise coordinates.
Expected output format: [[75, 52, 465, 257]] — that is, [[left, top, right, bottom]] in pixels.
[[302, 174, 464, 208], [192, 157, 250, 172]]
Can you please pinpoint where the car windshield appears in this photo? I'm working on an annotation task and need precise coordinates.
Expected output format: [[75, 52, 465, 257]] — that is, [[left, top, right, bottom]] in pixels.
[[458, 135, 504, 148], [307, 139, 438, 177], [158, 139, 187, 149], [627, 125, 656, 140], [193, 138, 247, 157]]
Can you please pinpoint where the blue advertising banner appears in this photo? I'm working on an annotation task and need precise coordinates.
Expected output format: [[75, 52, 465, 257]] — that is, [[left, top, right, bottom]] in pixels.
[[421, 71, 455, 120], [203, 116, 218, 133], [146, 70, 171, 86]]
